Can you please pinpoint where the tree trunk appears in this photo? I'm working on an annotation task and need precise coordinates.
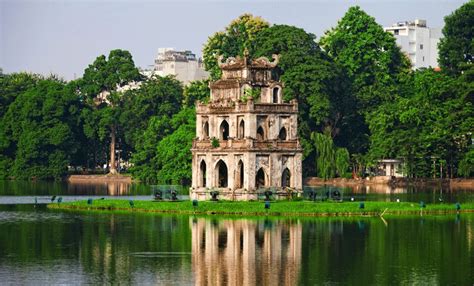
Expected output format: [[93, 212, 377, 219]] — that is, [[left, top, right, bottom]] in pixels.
[[109, 125, 118, 175]]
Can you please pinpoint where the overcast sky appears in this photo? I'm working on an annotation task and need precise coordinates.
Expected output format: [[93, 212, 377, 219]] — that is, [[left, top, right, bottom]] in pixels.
[[0, 0, 468, 80]]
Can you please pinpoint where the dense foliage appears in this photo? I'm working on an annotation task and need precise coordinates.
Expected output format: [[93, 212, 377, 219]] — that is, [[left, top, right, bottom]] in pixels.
[[438, 0, 474, 75], [0, 77, 82, 179], [0, 3, 472, 181]]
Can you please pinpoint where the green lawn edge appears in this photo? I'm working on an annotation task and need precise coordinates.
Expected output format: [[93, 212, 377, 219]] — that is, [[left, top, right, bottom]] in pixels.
[[47, 199, 474, 218]]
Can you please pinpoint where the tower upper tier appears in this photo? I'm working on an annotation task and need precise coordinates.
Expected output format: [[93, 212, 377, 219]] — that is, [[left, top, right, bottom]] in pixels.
[[209, 52, 282, 104]]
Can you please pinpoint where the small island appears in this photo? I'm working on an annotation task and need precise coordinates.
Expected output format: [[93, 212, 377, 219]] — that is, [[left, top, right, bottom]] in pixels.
[[48, 199, 474, 217]]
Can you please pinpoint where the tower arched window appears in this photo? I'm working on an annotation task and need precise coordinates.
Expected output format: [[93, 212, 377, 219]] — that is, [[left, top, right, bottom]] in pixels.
[[273, 87, 279, 103], [257, 126, 265, 141], [278, 127, 287, 140], [203, 121, 209, 138], [239, 120, 245, 139], [236, 160, 244, 189], [220, 120, 229, 140]]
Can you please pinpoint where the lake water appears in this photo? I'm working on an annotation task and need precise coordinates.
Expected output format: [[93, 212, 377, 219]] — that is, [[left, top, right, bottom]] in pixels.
[[0, 181, 473, 285]]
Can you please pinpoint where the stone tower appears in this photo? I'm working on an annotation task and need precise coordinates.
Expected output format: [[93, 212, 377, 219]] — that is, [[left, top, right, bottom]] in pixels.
[[190, 52, 303, 200]]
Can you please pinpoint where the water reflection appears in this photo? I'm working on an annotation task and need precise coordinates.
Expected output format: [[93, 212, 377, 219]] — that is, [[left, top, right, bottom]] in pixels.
[[0, 180, 152, 196], [191, 218, 302, 285], [305, 184, 474, 203], [67, 181, 131, 195], [0, 205, 473, 285]]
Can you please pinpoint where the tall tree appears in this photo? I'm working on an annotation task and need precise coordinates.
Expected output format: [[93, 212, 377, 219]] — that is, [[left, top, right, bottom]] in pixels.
[[1, 78, 82, 179], [203, 14, 269, 80], [438, 1, 474, 75], [79, 49, 143, 174], [183, 79, 210, 107], [320, 6, 410, 156], [252, 24, 354, 174], [120, 75, 183, 154], [320, 6, 409, 112], [367, 68, 473, 178], [0, 73, 40, 117], [130, 108, 195, 183], [311, 132, 335, 179]]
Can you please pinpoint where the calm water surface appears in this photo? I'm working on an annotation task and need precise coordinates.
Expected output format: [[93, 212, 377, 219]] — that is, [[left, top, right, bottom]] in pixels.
[[0, 181, 473, 285], [0, 205, 472, 285]]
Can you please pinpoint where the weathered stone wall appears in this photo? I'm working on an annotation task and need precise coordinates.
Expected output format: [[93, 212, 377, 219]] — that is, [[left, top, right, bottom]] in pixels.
[[191, 54, 302, 200]]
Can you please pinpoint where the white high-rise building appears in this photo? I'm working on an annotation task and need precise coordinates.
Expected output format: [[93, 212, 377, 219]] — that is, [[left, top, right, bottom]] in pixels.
[[384, 19, 442, 69], [150, 48, 209, 84]]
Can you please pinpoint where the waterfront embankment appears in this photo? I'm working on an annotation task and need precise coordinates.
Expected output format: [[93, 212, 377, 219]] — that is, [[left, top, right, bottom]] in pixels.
[[305, 177, 474, 189], [67, 175, 132, 183], [48, 200, 474, 217]]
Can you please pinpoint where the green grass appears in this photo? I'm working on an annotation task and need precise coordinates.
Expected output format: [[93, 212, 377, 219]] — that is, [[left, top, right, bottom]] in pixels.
[[47, 199, 474, 217]]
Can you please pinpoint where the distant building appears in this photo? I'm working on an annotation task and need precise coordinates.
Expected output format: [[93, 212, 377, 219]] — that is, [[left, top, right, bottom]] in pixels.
[[151, 48, 209, 84], [376, 159, 405, 178], [384, 19, 442, 69]]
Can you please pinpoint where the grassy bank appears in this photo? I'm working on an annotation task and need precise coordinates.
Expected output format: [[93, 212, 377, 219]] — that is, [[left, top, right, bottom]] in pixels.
[[47, 199, 474, 217]]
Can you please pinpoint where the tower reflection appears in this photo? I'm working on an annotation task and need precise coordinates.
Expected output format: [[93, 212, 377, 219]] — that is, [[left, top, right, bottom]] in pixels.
[[191, 218, 302, 285]]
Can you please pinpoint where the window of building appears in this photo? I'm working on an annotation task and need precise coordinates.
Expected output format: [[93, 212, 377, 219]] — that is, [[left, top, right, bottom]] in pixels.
[[238, 120, 245, 139], [216, 160, 228, 188], [394, 29, 399, 35], [273, 87, 279, 103], [203, 121, 209, 138], [236, 160, 244, 189], [220, 120, 229, 140], [420, 44, 423, 50], [282, 168, 291, 188], [257, 126, 265, 140], [278, 127, 287, 140]]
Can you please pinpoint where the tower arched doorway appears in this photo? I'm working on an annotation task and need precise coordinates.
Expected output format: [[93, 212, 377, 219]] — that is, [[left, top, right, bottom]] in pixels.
[[282, 168, 291, 188], [199, 160, 206, 187], [256, 168, 266, 189], [215, 160, 228, 188]]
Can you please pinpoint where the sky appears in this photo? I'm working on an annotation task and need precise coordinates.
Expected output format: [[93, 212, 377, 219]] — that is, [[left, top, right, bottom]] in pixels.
[[0, 0, 468, 80]]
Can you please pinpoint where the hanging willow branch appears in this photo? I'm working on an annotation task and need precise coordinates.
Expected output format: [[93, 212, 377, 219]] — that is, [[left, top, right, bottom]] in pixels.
[[312, 132, 335, 179], [312, 132, 350, 179]]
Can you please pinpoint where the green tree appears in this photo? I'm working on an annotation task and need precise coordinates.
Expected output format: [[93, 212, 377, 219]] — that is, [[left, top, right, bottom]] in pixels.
[[311, 132, 335, 179], [458, 147, 474, 177], [79, 49, 143, 174], [203, 18, 355, 176], [320, 6, 409, 112], [156, 108, 196, 185], [203, 14, 269, 80], [367, 68, 473, 178], [335, 148, 350, 178], [1, 78, 82, 179], [252, 24, 354, 174], [183, 79, 210, 107], [130, 108, 195, 183], [438, 1, 474, 75], [120, 76, 183, 152], [0, 72, 40, 117]]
